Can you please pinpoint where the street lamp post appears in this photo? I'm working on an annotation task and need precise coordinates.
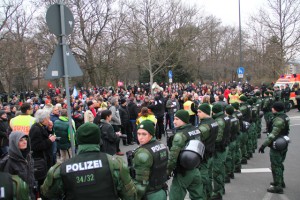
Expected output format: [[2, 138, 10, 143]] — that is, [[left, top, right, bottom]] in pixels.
[[238, 0, 243, 80]]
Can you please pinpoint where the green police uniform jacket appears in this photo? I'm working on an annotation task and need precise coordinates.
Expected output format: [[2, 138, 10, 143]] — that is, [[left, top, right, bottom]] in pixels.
[[198, 117, 219, 159], [212, 112, 230, 151], [167, 124, 201, 174], [262, 111, 290, 148], [41, 144, 137, 200], [0, 172, 30, 200], [240, 102, 251, 122], [133, 138, 168, 199]]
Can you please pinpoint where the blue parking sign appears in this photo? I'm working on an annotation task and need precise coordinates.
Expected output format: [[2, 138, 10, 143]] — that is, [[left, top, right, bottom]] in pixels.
[[237, 67, 245, 75]]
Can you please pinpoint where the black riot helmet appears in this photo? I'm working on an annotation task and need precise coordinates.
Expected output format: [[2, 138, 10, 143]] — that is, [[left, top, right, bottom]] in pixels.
[[273, 136, 289, 150], [179, 140, 205, 170]]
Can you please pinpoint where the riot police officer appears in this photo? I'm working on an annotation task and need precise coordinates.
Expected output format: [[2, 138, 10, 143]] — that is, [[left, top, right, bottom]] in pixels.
[[0, 172, 30, 200], [197, 103, 218, 200], [231, 102, 243, 173], [239, 95, 251, 164], [211, 104, 231, 200], [133, 120, 168, 200], [259, 102, 290, 194], [224, 105, 239, 183], [168, 110, 204, 200], [41, 122, 137, 200]]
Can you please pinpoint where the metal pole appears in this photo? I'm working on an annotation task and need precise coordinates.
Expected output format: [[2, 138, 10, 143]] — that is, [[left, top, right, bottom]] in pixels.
[[238, 0, 243, 69], [59, 1, 76, 157]]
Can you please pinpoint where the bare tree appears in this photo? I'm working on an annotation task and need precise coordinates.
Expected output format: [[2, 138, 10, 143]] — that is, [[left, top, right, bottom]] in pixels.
[[250, 0, 300, 75]]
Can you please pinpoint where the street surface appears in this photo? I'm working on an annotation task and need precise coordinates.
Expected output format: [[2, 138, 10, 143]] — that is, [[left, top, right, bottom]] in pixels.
[[118, 109, 300, 200]]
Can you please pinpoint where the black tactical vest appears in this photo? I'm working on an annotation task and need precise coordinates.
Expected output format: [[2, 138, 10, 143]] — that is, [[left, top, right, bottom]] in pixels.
[[220, 114, 231, 148], [251, 106, 258, 122], [60, 152, 118, 200], [182, 124, 201, 141], [240, 104, 250, 122], [0, 172, 13, 200], [199, 118, 218, 158], [142, 140, 168, 190], [269, 113, 290, 137], [228, 115, 239, 141]]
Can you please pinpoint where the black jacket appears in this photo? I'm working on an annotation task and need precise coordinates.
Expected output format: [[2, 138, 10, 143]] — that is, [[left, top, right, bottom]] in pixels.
[[6, 131, 35, 199], [0, 118, 9, 147], [29, 123, 53, 170], [148, 99, 165, 119], [128, 101, 138, 120], [119, 105, 130, 125], [99, 120, 118, 155]]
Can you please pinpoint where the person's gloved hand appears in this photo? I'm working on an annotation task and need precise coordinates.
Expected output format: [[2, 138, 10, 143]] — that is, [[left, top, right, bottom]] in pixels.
[[259, 145, 265, 153]]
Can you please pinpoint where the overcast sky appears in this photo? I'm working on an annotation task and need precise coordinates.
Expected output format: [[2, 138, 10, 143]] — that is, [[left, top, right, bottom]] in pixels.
[[184, 0, 264, 27]]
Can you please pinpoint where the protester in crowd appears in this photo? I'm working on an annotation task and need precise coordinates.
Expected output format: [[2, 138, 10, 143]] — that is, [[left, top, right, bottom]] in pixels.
[[166, 93, 180, 130], [99, 110, 121, 155], [53, 109, 75, 163], [29, 109, 56, 187], [148, 96, 165, 140], [72, 105, 84, 129], [119, 98, 134, 145], [0, 110, 9, 156], [136, 107, 157, 126], [10, 103, 35, 135], [84, 100, 96, 123], [109, 97, 124, 156], [128, 97, 139, 144], [4, 131, 35, 199]]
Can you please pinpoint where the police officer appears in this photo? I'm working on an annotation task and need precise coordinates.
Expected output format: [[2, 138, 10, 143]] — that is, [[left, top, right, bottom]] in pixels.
[[224, 105, 239, 183], [259, 102, 290, 194], [0, 172, 30, 200], [168, 110, 204, 200], [211, 104, 230, 200], [255, 91, 263, 138], [133, 120, 168, 200], [231, 102, 243, 173], [197, 103, 218, 200], [41, 122, 137, 200], [239, 95, 251, 164]]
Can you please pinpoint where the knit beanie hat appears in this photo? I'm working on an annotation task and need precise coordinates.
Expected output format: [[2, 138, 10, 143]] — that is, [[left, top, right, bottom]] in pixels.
[[247, 99, 253, 106], [225, 105, 234, 115], [239, 95, 247, 102], [264, 91, 269, 95], [76, 122, 100, 145], [175, 109, 190, 124], [255, 91, 261, 96], [231, 102, 239, 110], [137, 120, 155, 136], [198, 103, 211, 116], [212, 104, 223, 114], [272, 101, 284, 112]]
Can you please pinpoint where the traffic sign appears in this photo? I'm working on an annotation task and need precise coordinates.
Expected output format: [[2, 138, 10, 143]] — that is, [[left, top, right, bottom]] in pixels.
[[45, 44, 83, 80], [169, 78, 173, 83], [168, 70, 173, 78], [238, 74, 244, 78], [46, 3, 75, 36], [237, 67, 245, 75]]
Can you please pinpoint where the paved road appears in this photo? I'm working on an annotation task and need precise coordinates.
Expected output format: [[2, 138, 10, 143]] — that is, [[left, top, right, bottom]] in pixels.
[[118, 109, 300, 200]]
